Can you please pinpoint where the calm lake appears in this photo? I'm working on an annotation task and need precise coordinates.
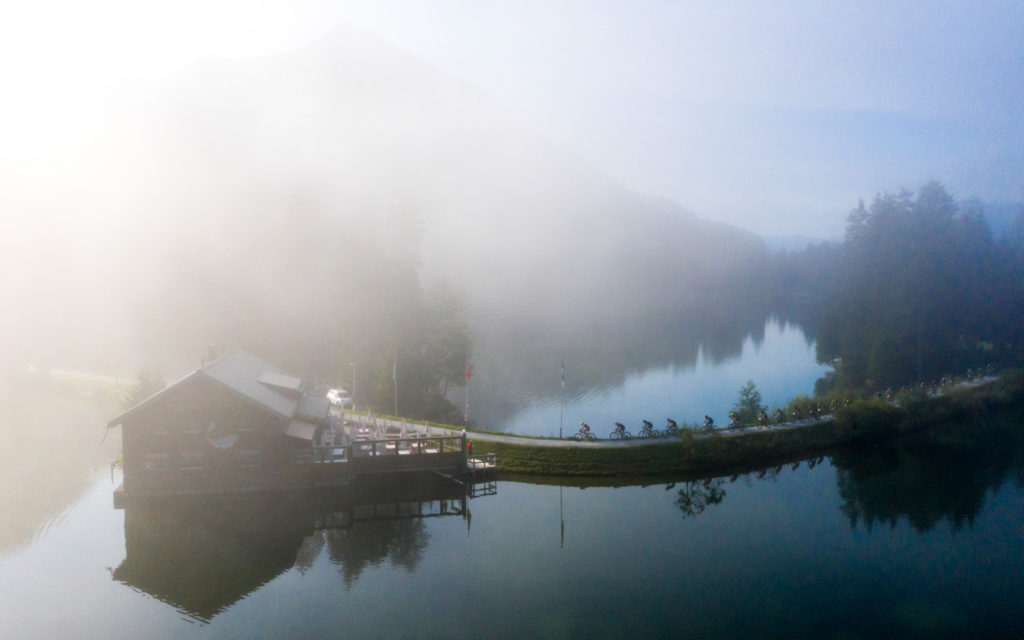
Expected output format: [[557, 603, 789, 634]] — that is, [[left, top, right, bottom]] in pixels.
[[473, 318, 830, 436], [2, 383, 1023, 639]]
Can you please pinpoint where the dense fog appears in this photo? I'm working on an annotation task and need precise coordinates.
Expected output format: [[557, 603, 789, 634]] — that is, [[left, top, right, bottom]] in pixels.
[[1, 27, 772, 390], [2, 14, 1022, 425]]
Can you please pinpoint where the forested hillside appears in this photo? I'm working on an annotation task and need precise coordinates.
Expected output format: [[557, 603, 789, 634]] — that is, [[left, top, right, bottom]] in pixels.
[[815, 182, 1024, 389]]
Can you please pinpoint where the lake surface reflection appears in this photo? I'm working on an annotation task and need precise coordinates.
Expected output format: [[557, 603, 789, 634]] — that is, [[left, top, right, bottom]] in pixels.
[[2, 406, 1023, 639], [482, 318, 830, 436]]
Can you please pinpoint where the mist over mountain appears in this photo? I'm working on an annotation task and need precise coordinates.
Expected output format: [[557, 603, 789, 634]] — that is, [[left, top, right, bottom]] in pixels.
[[760, 234, 832, 252], [982, 202, 1024, 238], [5, 25, 775, 400]]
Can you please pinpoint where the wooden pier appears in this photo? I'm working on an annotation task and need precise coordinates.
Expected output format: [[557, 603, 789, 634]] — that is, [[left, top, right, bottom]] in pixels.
[[346, 435, 466, 476], [343, 413, 497, 479], [115, 416, 495, 506]]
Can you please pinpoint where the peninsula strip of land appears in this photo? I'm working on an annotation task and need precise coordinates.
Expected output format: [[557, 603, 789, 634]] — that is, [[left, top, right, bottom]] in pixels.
[[352, 372, 1024, 477]]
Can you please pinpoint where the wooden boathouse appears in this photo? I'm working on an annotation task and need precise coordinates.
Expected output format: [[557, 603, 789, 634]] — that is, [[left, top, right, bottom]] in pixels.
[[108, 348, 472, 506]]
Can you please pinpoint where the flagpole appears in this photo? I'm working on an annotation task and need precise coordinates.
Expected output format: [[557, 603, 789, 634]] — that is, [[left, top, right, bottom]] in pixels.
[[464, 356, 471, 423], [560, 360, 565, 439], [560, 395, 564, 439], [393, 347, 398, 416]]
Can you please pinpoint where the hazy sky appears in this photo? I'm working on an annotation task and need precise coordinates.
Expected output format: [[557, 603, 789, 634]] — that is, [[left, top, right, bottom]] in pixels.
[[3, 0, 1022, 236]]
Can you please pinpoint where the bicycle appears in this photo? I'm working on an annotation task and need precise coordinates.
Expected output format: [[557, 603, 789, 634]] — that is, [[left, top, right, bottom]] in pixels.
[[573, 423, 598, 441], [638, 420, 660, 439], [609, 422, 632, 440]]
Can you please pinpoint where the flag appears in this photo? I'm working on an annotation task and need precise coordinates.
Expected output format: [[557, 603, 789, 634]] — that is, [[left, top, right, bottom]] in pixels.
[[392, 352, 397, 382], [561, 360, 565, 389], [465, 359, 472, 382]]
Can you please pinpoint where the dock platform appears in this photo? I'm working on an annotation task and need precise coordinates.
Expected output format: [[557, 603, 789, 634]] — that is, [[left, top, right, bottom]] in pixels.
[[466, 453, 497, 477]]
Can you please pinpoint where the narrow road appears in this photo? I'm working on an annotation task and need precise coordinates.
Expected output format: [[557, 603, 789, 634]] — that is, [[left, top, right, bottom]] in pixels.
[[342, 413, 835, 448], [341, 375, 999, 449]]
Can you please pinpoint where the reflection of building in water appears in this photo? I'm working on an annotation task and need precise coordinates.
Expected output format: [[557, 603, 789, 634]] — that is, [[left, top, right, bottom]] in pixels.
[[112, 473, 494, 622]]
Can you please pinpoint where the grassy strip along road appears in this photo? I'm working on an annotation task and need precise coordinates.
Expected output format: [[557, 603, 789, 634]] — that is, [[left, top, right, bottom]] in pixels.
[[359, 372, 1024, 477]]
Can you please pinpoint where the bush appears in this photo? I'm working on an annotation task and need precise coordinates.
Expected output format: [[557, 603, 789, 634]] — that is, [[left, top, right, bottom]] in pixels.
[[679, 428, 696, 459]]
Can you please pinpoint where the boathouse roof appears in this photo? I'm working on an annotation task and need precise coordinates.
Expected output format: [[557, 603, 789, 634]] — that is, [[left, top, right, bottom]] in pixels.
[[202, 349, 300, 420], [107, 347, 317, 427]]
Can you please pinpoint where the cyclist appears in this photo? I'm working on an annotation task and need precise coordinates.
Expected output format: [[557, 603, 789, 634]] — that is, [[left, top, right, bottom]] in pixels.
[[580, 422, 591, 437], [665, 418, 678, 432], [704, 415, 715, 429], [614, 422, 626, 436]]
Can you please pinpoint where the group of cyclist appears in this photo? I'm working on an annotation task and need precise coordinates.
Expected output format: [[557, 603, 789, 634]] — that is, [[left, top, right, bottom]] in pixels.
[[578, 396, 854, 439], [722, 399, 849, 429], [575, 417, 682, 440], [874, 364, 999, 400], [922, 364, 997, 393], [574, 364, 1001, 440]]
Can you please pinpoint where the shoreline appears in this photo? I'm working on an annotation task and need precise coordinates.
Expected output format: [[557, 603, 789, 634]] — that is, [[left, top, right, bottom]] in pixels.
[[467, 371, 1024, 477]]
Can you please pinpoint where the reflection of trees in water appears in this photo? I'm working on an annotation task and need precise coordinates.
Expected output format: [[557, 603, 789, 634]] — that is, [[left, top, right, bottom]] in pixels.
[[325, 518, 429, 589], [832, 414, 1024, 532], [472, 300, 801, 426], [670, 411, 1024, 531], [671, 456, 828, 519], [674, 478, 726, 518], [294, 531, 325, 574], [837, 464, 971, 532]]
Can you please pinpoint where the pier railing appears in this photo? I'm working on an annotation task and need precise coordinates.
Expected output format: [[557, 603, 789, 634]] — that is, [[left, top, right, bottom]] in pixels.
[[349, 435, 465, 458], [467, 452, 496, 467], [347, 435, 466, 475]]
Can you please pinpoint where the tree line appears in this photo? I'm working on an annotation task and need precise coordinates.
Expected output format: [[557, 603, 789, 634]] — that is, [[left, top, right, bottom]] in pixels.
[[808, 181, 1024, 390]]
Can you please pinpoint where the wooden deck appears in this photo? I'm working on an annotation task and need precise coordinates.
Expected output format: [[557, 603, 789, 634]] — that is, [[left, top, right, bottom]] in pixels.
[[116, 426, 494, 506], [343, 415, 497, 478], [114, 408, 505, 506]]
